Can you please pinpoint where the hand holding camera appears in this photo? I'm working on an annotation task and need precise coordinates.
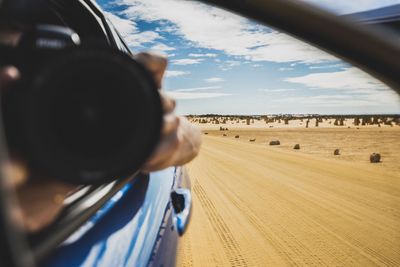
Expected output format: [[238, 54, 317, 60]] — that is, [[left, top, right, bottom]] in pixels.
[[1, 25, 164, 184], [0, 24, 201, 232]]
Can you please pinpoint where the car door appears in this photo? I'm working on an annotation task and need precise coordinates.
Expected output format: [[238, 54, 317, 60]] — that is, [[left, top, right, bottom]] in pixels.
[[0, 0, 192, 266], [34, 1, 192, 266]]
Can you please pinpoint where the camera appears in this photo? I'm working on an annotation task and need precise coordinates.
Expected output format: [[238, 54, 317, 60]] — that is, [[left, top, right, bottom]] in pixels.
[[0, 25, 163, 184]]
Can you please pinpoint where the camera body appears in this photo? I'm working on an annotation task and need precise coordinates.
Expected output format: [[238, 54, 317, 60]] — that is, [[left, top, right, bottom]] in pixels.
[[0, 25, 163, 184]]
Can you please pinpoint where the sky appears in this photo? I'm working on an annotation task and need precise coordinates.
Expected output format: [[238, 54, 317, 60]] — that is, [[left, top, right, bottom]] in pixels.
[[97, 0, 400, 115]]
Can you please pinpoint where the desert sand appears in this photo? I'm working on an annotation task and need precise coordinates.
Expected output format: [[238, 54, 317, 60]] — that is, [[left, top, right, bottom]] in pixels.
[[177, 119, 400, 266]]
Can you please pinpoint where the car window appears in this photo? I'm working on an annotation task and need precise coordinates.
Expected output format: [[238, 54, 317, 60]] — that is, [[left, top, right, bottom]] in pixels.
[[105, 17, 132, 53], [101, 1, 400, 266]]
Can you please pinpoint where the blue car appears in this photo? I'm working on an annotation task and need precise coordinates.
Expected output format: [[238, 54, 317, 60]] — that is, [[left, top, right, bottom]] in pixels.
[[0, 1, 192, 266], [41, 166, 192, 267]]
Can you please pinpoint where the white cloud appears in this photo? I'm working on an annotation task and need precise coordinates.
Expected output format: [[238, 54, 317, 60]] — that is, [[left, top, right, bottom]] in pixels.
[[189, 53, 218, 58], [105, 11, 138, 35], [171, 58, 204, 65], [261, 88, 296, 93], [285, 67, 388, 92], [126, 31, 161, 46], [165, 70, 191, 77], [118, 0, 337, 64], [273, 94, 378, 107], [155, 25, 179, 33], [279, 67, 294, 71], [166, 86, 229, 99], [105, 11, 160, 47], [219, 60, 241, 71], [166, 92, 231, 99], [309, 63, 347, 69], [284, 67, 400, 107], [151, 43, 176, 51], [174, 86, 221, 92], [205, 77, 224, 83]]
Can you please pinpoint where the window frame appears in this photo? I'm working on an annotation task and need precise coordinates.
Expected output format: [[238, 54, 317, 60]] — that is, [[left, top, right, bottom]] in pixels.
[[27, 0, 137, 262]]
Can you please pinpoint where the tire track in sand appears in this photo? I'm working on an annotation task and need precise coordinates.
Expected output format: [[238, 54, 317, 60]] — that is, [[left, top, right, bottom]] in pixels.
[[193, 180, 248, 267], [177, 228, 194, 267], [211, 175, 311, 266], [179, 135, 400, 266]]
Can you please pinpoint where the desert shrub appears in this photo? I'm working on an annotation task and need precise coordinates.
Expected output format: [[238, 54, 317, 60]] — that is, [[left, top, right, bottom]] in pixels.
[[370, 153, 381, 163], [269, 140, 280, 146], [334, 119, 339, 126], [334, 149, 340, 155], [294, 144, 300, 150]]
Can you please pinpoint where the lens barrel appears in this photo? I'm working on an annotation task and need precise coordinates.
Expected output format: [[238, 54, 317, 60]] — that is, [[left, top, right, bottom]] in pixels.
[[2, 47, 162, 184]]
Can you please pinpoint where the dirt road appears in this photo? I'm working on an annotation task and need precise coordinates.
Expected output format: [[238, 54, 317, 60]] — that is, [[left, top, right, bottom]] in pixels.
[[177, 136, 400, 266]]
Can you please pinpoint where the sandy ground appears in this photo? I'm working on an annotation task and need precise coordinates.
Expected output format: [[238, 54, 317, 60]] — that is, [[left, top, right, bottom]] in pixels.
[[176, 127, 400, 266]]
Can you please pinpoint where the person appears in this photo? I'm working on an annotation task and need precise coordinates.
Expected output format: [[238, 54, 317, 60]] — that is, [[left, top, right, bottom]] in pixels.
[[0, 27, 202, 232]]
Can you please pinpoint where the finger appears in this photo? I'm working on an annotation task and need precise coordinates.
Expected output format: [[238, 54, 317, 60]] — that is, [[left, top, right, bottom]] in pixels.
[[142, 131, 179, 172], [142, 116, 203, 172], [162, 114, 179, 135], [16, 180, 76, 232], [3, 158, 28, 189], [141, 115, 180, 172], [0, 66, 20, 90], [162, 117, 202, 166], [134, 52, 168, 89], [143, 116, 181, 169], [160, 92, 176, 114]]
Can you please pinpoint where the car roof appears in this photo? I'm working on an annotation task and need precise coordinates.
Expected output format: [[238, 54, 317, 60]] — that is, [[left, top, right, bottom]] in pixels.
[[347, 4, 400, 24]]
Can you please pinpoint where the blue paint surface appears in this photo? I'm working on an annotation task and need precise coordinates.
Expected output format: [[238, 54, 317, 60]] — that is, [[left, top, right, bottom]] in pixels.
[[43, 167, 176, 267]]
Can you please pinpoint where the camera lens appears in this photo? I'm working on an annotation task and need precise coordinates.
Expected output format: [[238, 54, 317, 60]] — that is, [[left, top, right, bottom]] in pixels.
[[19, 48, 162, 184]]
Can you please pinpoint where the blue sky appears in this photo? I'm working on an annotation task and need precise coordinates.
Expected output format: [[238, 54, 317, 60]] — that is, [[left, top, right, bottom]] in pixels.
[[97, 0, 400, 115]]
